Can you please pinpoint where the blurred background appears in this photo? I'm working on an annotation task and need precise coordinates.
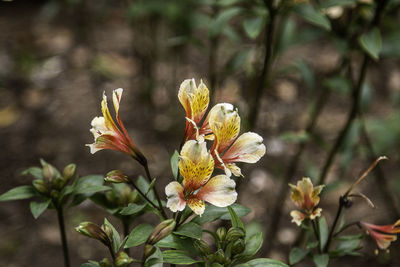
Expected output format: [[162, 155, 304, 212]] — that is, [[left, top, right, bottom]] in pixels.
[[1, 0, 400, 266]]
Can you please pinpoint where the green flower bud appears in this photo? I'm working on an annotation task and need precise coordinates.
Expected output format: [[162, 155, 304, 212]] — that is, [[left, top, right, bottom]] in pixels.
[[75, 222, 110, 246], [50, 190, 60, 200], [42, 164, 57, 184], [105, 170, 129, 184], [211, 263, 224, 267], [147, 219, 176, 245], [194, 240, 211, 256], [231, 239, 245, 255], [214, 249, 226, 264], [226, 227, 245, 243], [216, 227, 227, 241], [144, 244, 156, 258], [52, 176, 66, 190], [115, 251, 133, 267], [62, 163, 76, 183], [101, 224, 114, 242], [32, 179, 48, 194], [99, 258, 112, 267]]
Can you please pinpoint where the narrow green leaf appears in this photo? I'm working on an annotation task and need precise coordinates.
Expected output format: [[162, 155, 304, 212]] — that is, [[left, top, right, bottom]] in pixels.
[[162, 250, 199, 265], [137, 176, 155, 200], [120, 203, 147, 216], [80, 261, 100, 267], [235, 258, 289, 267], [228, 206, 245, 230], [146, 179, 156, 195], [209, 7, 242, 38], [0, 185, 37, 201], [174, 222, 202, 240], [312, 254, 329, 267], [241, 232, 263, 259], [157, 234, 197, 255], [243, 16, 264, 39], [21, 167, 43, 179], [30, 199, 51, 219], [104, 218, 120, 253], [359, 27, 382, 61], [193, 204, 251, 224], [125, 223, 154, 248], [320, 0, 357, 8], [318, 217, 329, 251], [144, 246, 163, 267], [293, 4, 331, 31], [170, 150, 179, 180], [289, 247, 309, 265]]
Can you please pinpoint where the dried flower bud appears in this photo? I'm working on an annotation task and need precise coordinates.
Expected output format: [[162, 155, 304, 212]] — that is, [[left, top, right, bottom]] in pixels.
[[75, 222, 110, 246], [194, 240, 211, 256], [147, 219, 176, 245], [42, 164, 57, 184], [115, 251, 134, 267], [32, 179, 48, 194], [226, 227, 245, 243], [105, 170, 129, 184], [231, 239, 245, 254], [62, 163, 76, 183], [216, 227, 227, 241]]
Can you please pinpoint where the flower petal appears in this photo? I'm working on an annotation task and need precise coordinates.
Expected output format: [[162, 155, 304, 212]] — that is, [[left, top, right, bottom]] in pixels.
[[187, 197, 205, 215], [222, 132, 266, 164], [197, 175, 237, 208], [165, 182, 186, 212], [290, 210, 307, 226], [178, 79, 209, 124], [309, 208, 322, 220], [112, 88, 123, 115]]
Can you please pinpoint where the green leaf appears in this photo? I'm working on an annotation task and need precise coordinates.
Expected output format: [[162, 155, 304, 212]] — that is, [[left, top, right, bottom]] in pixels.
[[0, 185, 37, 201], [125, 223, 154, 248], [293, 4, 331, 31], [104, 218, 120, 253], [382, 31, 400, 58], [359, 27, 382, 61], [144, 246, 163, 267], [235, 258, 289, 267], [137, 176, 155, 200], [80, 261, 100, 267], [209, 7, 242, 38], [312, 254, 329, 267], [73, 175, 108, 195], [280, 131, 310, 143], [157, 234, 197, 255], [241, 232, 263, 259], [162, 250, 199, 265], [289, 247, 309, 265], [174, 222, 202, 240], [30, 199, 51, 219], [228, 206, 245, 230], [21, 167, 43, 179], [318, 217, 329, 252], [243, 16, 264, 39], [170, 150, 179, 180], [320, 0, 357, 8], [193, 204, 250, 224], [120, 203, 147, 216], [330, 234, 363, 257]]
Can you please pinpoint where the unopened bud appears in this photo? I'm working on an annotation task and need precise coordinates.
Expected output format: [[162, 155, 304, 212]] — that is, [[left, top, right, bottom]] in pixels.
[[214, 249, 226, 264], [105, 170, 129, 184], [50, 190, 60, 200], [101, 224, 114, 242], [62, 163, 76, 183], [226, 227, 245, 242], [115, 251, 133, 267], [75, 222, 110, 245], [42, 164, 57, 184], [32, 179, 48, 194], [144, 244, 156, 258], [52, 176, 66, 190], [194, 240, 211, 256], [147, 219, 176, 245], [231, 239, 245, 254], [99, 258, 112, 267], [216, 227, 227, 241]]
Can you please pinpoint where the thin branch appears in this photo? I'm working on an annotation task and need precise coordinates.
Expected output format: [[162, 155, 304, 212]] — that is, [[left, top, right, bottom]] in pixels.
[[56, 205, 71, 267], [143, 163, 168, 219]]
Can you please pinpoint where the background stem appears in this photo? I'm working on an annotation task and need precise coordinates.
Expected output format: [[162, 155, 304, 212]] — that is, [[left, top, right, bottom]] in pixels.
[[56, 206, 71, 267]]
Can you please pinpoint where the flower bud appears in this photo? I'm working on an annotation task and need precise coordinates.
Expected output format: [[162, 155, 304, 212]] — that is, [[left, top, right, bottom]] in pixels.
[[32, 179, 48, 194], [42, 164, 57, 184], [226, 227, 245, 243], [147, 219, 176, 245], [115, 251, 133, 267], [211, 263, 224, 267], [214, 249, 226, 264], [99, 258, 112, 267], [216, 227, 227, 241], [144, 244, 156, 258], [101, 224, 114, 242], [194, 240, 211, 256], [105, 170, 129, 184], [62, 163, 76, 183], [52, 176, 66, 190], [231, 239, 245, 255], [50, 190, 60, 200], [75, 222, 110, 246]]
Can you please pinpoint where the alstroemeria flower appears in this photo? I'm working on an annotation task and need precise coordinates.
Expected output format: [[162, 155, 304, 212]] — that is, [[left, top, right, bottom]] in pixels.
[[87, 89, 146, 165], [165, 140, 237, 215], [206, 103, 266, 177], [178, 79, 210, 141], [289, 177, 325, 226], [360, 220, 400, 250]]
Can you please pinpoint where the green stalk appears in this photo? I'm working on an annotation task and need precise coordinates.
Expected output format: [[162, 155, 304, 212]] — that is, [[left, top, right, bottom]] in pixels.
[[56, 206, 71, 267]]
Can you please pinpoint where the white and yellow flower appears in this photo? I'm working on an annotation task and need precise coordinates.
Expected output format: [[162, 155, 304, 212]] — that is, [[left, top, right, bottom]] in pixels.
[[165, 140, 237, 215], [87, 89, 146, 164]]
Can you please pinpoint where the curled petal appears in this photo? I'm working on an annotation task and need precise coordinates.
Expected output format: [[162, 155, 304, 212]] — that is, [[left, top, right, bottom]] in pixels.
[[290, 210, 307, 226], [187, 197, 205, 215], [178, 79, 209, 124], [197, 175, 237, 208], [309, 208, 322, 220], [222, 132, 266, 164], [226, 163, 243, 177], [165, 182, 186, 212], [112, 88, 123, 115]]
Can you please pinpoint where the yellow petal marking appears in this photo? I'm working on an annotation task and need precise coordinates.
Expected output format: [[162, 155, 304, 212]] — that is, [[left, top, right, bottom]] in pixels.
[[187, 197, 205, 215]]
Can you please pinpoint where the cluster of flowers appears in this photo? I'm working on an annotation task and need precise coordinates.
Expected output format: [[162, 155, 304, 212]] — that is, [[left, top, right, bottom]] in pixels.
[[87, 79, 266, 216]]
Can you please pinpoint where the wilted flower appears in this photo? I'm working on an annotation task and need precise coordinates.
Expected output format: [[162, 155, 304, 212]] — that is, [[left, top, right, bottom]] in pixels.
[[360, 220, 400, 250], [289, 177, 325, 226], [165, 140, 237, 215], [178, 79, 210, 141], [87, 89, 146, 165], [207, 103, 266, 177]]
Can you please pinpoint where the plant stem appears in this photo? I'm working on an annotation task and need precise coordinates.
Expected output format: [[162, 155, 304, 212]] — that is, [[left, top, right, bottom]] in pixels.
[[311, 220, 320, 251], [56, 206, 71, 267], [333, 221, 360, 237], [123, 219, 131, 256], [108, 244, 116, 262], [143, 163, 168, 219], [127, 179, 161, 215], [324, 197, 344, 252]]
